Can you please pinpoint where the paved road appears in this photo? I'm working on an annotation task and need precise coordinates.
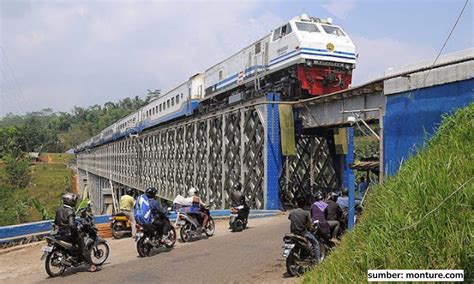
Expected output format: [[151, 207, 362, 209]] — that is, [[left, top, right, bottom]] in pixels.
[[1, 214, 297, 284]]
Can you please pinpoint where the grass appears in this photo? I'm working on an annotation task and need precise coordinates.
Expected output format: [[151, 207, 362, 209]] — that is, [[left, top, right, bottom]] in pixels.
[[0, 154, 75, 226], [303, 103, 474, 283]]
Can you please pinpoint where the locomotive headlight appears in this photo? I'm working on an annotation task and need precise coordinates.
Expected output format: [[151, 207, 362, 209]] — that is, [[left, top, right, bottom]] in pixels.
[[306, 60, 313, 67], [327, 17, 333, 24]]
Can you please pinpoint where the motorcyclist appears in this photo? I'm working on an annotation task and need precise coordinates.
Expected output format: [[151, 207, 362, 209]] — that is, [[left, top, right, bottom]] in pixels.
[[288, 195, 320, 263], [145, 187, 171, 243], [54, 192, 97, 272], [187, 187, 209, 229], [325, 192, 342, 243], [230, 183, 250, 224], [119, 188, 136, 238], [310, 191, 331, 243]]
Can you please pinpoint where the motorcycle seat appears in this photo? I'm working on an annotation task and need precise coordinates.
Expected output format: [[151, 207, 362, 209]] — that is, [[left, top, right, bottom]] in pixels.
[[285, 233, 308, 243]]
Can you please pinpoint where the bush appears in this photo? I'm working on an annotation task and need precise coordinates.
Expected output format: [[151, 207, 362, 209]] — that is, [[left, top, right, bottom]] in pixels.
[[3, 154, 31, 189]]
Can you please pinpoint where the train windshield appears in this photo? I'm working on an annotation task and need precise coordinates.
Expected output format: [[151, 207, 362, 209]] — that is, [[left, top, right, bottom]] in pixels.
[[295, 22, 320, 33], [321, 25, 346, 37]]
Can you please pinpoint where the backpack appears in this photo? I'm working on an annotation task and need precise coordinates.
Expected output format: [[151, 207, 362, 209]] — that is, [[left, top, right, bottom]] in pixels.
[[134, 194, 153, 224]]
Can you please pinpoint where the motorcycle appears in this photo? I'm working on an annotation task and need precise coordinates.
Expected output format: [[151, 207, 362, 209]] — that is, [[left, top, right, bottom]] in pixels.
[[282, 221, 330, 277], [135, 211, 177, 257], [176, 207, 215, 242], [229, 204, 248, 232], [41, 201, 109, 277], [110, 212, 132, 239]]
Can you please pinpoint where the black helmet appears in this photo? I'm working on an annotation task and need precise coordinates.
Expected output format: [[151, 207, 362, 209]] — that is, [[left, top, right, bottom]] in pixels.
[[314, 191, 324, 201], [126, 188, 134, 196], [329, 191, 339, 202], [62, 192, 78, 207], [233, 183, 242, 191], [145, 187, 157, 198], [341, 188, 348, 196]]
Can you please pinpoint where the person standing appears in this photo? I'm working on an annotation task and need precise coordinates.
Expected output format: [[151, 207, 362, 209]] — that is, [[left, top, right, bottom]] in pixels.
[[120, 188, 136, 238]]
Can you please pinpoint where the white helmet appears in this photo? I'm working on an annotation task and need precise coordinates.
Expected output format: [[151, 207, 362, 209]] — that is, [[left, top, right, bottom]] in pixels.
[[187, 187, 198, 197]]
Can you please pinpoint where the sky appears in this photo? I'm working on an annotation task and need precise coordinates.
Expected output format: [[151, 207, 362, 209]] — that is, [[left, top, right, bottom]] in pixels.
[[0, 0, 472, 117]]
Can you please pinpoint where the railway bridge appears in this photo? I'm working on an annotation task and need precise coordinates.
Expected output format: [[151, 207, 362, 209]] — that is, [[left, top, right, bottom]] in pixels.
[[76, 49, 473, 217]]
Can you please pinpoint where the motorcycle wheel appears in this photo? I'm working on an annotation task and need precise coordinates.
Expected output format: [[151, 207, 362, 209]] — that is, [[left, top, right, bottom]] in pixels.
[[91, 242, 109, 265], [231, 219, 244, 232], [111, 222, 123, 239], [286, 248, 314, 277], [180, 223, 192, 243], [136, 238, 152, 257], [165, 226, 177, 248], [205, 218, 215, 236], [45, 250, 67, 277]]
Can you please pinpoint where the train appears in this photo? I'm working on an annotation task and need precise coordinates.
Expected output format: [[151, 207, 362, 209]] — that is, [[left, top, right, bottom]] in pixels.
[[76, 14, 356, 152]]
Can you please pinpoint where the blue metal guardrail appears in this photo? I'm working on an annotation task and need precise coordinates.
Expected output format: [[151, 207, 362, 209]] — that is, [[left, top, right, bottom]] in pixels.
[[0, 210, 281, 242]]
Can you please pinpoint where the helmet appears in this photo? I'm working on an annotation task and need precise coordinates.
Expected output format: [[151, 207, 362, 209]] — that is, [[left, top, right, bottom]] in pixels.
[[187, 187, 198, 197], [314, 191, 324, 201], [126, 188, 134, 196], [329, 191, 339, 202], [62, 192, 78, 207], [233, 183, 242, 191], [341, 188, 348, 196], [145, 187, 157, 198]]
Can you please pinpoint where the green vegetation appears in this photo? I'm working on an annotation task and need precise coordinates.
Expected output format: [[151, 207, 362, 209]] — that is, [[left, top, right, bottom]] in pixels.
[[304, 104, 474, 282], [0, 95, 154, 153], [0, 154, 74, 226], [0, 93, 155, 226]]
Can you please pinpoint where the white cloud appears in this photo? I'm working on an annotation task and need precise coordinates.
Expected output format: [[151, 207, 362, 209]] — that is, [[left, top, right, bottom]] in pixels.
[[351, 35, 437, 84], [322, 0, 356, 20], [0, 1, 283, 115]]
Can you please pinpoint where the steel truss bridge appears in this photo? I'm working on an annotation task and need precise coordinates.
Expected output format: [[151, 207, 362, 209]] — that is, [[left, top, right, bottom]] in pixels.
[[77, 80, 383, 214]]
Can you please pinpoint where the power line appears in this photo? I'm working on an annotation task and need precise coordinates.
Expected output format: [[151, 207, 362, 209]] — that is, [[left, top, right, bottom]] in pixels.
[[414, 0, 470, 94], [0, 46, 27, 115]]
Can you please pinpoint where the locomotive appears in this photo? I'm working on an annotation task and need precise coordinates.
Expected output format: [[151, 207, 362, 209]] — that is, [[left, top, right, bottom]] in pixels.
[[76, 14, 356, 151]]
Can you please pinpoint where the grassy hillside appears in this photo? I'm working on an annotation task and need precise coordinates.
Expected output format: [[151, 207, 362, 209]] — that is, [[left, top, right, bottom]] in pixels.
[[304, 104, 474, 282], [0, 153, 74, 226]]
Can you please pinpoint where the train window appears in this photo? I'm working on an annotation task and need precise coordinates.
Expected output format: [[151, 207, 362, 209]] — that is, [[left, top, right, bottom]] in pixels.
[[286, 23, 292, 35], [188, 88, 191, 97], [176, 95, 179, 104], [219, 70, 223, 80], [272, 29, 280, 41], [152, 108, 155, 115], [321, 25, 345, 36], [159, 104, 162, 112], [198, 85, 202, 96], [181, 93, 184, 99], [255, 42, 261, 54], [171, 97, 174, 106], [167, 99, 170, 108], [296, 22, 320, 33]]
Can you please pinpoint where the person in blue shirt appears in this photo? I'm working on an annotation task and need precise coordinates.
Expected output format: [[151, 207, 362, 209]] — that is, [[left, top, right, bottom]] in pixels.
[[337, 188, 349, 210], [358, 177, 368, 199]]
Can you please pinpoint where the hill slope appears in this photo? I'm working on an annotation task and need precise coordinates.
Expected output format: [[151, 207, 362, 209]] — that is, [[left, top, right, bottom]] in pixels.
[[304, 104, 474, 282], [0, 153, 74, 226]]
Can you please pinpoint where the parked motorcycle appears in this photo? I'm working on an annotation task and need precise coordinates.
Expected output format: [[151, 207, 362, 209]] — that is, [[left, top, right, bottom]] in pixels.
[[110, 212, 132, 239], [135, 212, 176, 257], [229, 205, 248, 232], [176, 207, 215, 242], [41, 201, 109, 277], [282, 221, 330, 277]]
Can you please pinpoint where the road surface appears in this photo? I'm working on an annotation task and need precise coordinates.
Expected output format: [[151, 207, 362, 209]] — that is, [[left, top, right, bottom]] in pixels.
[[0, 214, 298, 283]]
